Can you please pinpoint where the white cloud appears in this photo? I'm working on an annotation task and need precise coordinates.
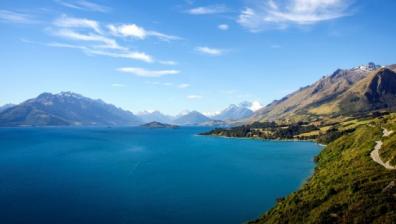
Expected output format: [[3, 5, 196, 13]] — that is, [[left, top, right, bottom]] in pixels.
[[195, 46, 224, 56], [112, 83, 125, 87], [108, 24, 181, 41], [238, 0, 353, 31], [54, 15, 101, 33], [187, 95, 203, 100], [108, 24, 145, 39], [117, 67, 180, 77], [249, 101, 264, 111], [147, 31, 181, 41], [50, 16, 154, 63], [159, 60, 177, 66], [186, 5, 228, 15], [53, 29, 121, 49], [48, 42, 153, 62], [178, 83, 190, 89], [218, 24, 229, 31], [92, 50, 153, 62], [0, 10, 36, 24], [55, 0, 110, 12]]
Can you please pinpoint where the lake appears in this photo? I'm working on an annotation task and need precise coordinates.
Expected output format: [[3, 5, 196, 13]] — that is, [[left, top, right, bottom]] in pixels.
[[0, 127, 320, 224]]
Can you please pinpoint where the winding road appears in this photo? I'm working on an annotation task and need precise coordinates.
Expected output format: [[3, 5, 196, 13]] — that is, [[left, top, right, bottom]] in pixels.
[[370, 128, 396, 170]]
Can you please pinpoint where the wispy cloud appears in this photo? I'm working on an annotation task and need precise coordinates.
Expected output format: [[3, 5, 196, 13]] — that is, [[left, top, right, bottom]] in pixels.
[[48, 42, 153, 62], [0, 10, 37, 24], [218, 24, 229, 31], [238, 0, 353, 31], [89, 49, 153, 62], [186, 4, 228, 15], [187, 95, 203, 100], [195, 46, 224, 56], [55, 0, 110, 13], [159, 60, 177, 66], [53, 29, 121, 49], [108, 24, 181, 41], [54, 15, 101, 33], [50, 16, 154, 62], [178, 83, 190, 89], [117, 67, 180, 78]]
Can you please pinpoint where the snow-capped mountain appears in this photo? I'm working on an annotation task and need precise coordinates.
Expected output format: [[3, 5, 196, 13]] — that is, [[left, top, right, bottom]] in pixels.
[[352, 62, 382, 71], [210, 101, 263, 121]]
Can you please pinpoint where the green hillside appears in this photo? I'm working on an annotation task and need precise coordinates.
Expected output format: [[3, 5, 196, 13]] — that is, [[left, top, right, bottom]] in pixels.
[[250, 114, 396, 223]]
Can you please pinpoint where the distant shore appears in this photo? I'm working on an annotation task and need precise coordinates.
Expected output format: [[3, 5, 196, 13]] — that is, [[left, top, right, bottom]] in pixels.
[[199, 133, 326, 147]]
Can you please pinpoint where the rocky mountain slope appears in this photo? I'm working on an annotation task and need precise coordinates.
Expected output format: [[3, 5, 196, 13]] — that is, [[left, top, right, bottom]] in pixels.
[[249, 63, 396, 123]]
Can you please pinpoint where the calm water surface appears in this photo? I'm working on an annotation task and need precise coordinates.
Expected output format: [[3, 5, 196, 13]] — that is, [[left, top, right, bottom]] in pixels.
[[0, 127, 320, 224]]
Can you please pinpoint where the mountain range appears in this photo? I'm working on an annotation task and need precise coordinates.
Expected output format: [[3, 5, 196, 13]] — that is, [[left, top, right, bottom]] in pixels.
[[0, 92, 258, 127], [248, 63, 396, 123], [137, 110, 174, 124], [1, 62, 395, 127], [0, 92, 141, 126], [0, 104, 15, 113], [210, 101, 261, 121], [200, 62, 396, 223]]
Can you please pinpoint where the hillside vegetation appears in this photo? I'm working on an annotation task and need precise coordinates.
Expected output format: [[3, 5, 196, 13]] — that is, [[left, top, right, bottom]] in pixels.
[[202, 63, 396, 223], [249, 114, 396, 223]]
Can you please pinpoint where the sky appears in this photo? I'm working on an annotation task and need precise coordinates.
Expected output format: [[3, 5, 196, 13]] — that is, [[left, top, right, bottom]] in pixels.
[[1, 0, 396, 115]]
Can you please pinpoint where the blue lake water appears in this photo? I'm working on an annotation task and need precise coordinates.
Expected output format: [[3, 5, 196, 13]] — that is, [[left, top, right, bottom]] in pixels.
[[0, 127, 320, 224]]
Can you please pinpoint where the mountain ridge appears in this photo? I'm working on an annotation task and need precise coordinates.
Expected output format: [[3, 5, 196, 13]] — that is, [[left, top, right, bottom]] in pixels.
[[0, 92, 142, 127], [247, 63, 396, 123]]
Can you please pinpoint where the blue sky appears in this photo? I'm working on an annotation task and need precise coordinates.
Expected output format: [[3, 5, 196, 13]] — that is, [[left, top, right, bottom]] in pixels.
[[1, 0, 396, 115]]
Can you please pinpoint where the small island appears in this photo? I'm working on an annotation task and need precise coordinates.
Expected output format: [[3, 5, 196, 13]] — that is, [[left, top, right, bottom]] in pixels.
[[140, 121, 179, 129]]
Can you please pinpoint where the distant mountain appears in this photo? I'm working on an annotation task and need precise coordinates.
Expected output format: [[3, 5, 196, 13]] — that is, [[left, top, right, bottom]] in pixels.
[[140, 121, 179, 128], [0, 104, 15, 113], [0, 92, 142, 127], [212, 102, 259, 121], [173, 111, 212, 126], [137, 110, 173, 123], [249, 63, 396, 122]]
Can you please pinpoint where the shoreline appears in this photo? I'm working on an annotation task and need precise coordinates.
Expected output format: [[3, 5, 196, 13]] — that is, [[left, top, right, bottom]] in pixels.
[[199, 133, 327, 147]]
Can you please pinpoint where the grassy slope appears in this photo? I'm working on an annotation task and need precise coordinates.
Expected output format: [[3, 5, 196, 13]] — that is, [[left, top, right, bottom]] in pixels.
[[380, 115, 396, 166], [250, 116, 396, 223]]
